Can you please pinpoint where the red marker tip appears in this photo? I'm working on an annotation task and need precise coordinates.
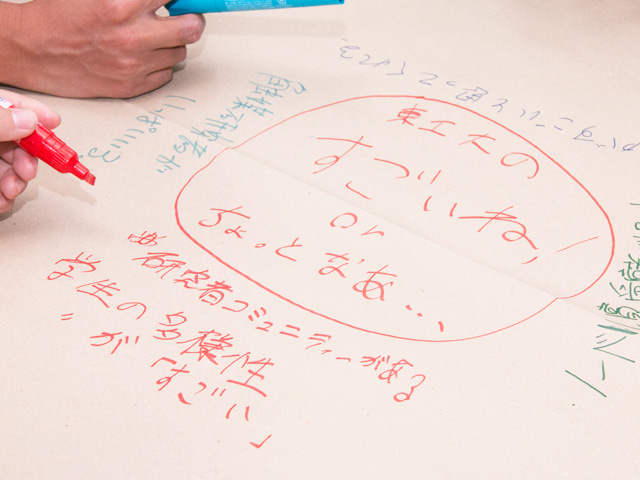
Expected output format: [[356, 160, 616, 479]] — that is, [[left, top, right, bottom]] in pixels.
[[84, 173, 96, 186]]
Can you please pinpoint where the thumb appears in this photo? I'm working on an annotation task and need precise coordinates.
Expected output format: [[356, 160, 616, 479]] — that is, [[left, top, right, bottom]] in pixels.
[[0, 107, 37, 142]]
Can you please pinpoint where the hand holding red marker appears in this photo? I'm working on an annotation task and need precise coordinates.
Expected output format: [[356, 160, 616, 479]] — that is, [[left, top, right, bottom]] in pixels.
[[0, 94, 95, 187]]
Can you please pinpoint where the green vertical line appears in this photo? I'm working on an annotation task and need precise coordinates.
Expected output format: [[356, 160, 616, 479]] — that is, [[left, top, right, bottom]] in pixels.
[[601, 360, 606, 381], [565, 370, 607, 397]]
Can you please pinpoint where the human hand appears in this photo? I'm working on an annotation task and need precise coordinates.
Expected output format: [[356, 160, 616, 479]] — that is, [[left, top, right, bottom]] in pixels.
[[0, 0, 205, 98], [0, 90, 61, 214]]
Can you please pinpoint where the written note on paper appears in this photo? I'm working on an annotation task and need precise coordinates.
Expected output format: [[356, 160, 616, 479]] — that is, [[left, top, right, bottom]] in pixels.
[[44, 94, 623, 450], [338, 39, 640, 155], [47, 229, 428, 448], [82, 73, 307, 173], [566, 210, 640, 397], [175, 95, 614, 342]]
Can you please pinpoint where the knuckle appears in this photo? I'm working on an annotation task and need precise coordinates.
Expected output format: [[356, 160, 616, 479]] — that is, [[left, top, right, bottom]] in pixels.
[[101, 0, 135, 24], [113, 55, 142, 77]]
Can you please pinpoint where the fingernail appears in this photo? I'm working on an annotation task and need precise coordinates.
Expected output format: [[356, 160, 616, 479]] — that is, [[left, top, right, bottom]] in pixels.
[[11, 109, 37, 130]]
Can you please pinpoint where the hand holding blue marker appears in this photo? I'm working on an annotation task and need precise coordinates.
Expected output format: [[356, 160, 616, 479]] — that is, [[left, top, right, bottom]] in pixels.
[[166, 0, 344, 15]]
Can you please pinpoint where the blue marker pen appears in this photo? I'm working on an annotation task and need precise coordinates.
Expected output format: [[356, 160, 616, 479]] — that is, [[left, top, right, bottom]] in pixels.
[[166, 0, 344, 15]]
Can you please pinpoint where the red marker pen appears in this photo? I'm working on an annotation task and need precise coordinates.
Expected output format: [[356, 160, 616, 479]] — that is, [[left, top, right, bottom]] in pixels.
[[0, 96, 96, 185]]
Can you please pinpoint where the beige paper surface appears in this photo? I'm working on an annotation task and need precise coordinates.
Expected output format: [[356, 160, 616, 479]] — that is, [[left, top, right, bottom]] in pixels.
[[1, 1, 639, 478]]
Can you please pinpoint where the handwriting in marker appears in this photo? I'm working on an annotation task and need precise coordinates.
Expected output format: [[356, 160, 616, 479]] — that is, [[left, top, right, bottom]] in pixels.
[[250, 434, 272, 449], [176, 95, 614, 342], [248, 307, 267, 322]]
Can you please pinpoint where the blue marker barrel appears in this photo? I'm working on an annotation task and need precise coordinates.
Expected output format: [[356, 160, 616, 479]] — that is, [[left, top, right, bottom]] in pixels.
[[166, 0, 344, 15]]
